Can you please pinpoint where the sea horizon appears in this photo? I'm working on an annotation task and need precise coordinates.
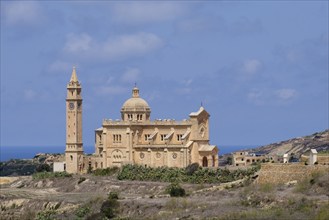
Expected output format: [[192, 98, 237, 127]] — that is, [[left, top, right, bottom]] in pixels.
[[0, 145, 260, 162]]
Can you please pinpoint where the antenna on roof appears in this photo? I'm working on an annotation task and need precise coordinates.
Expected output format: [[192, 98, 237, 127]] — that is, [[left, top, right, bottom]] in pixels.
[[201, 101, 203, 107]]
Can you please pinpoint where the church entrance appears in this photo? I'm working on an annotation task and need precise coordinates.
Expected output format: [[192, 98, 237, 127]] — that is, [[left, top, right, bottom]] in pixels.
[[202, 156, 208, 167]]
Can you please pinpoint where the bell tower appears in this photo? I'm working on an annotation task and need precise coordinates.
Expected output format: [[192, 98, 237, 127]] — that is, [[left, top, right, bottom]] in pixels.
[[65, 67, 83, 173]]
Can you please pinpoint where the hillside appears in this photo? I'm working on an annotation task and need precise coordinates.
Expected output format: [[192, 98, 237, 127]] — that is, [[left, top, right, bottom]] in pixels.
[[248, 130, 329, 156], [1, 168, 328, 219], [0, 153, 64, 176]]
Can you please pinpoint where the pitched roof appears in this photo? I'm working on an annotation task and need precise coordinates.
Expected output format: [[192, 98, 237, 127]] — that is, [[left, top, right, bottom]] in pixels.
[[311, 149, 318, 154], [199, 144, 217, 152], [189, 106, 205, 116]]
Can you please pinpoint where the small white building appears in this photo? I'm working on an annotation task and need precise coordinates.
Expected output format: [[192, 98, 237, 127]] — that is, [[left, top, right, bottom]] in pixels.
[[53, 162, 66, 172], [309, 149, 318, 165], [283, 154, 289, 163]]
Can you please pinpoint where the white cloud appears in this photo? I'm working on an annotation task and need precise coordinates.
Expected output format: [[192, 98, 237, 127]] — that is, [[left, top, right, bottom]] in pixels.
[[48, 61, 73, 73], [176, 17, 221, 32], [24, 89, 37, 101], [176, 88, 192, 95], [230, 17, 263, 35], [23, 89, 49, 101], [111, 2, 186, 24], [247, 88, 297, 105], [275, 89, 297, 101], [121, 68, 141, 83], [247, 89, 264, 105], [2, 1, 44, 26], [63, 32, 164, 61], [103, 32, 164, 59], [183, 79, 193, 86], [64, 33, 92, 53], [241, 59, 262, 75], [97, 86, 127, 96]]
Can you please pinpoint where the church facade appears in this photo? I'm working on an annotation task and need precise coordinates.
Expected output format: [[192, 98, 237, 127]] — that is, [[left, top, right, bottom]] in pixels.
[[65, 68, 219, 173]]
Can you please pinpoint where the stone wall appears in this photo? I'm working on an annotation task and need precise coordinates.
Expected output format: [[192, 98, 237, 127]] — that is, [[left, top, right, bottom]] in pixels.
[[256, 163, 329, 184], [317, 155, 329, 165], [300, 154, 329, 165]]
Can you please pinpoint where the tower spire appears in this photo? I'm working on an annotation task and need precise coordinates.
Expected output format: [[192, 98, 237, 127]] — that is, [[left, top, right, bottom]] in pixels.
[[70, 66, 78, 82]]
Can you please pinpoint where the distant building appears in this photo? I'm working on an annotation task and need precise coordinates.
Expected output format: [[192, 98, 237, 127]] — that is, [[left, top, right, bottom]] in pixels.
[[309, 149, 318, 164], [283, 154, 289, 163], [232, 151, 272, 166], [65, 68, 219, 173], [53, 162, 66, 172]]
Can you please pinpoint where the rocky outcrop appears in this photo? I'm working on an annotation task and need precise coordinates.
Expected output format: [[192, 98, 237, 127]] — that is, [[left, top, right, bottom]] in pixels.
[[249, 130, 329, 156]]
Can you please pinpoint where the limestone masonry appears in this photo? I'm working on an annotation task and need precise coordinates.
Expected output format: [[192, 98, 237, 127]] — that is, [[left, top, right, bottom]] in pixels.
[[65, 68, 219, 173]]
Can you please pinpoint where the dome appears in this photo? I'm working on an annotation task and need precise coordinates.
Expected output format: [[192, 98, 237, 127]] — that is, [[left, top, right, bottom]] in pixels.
[[122, 97, 150, 110], [121, 87, 151, 112]]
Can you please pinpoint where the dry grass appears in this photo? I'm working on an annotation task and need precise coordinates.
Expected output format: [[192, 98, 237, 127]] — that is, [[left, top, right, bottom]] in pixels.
[[0, 177, 19, 185]]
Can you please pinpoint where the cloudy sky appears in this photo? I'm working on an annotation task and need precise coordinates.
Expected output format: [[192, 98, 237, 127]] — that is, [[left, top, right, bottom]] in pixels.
[[1, 1, 328, 148]]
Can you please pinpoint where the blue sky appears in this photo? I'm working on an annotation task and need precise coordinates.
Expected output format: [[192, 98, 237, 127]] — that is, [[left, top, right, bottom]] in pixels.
[[1, 1, 328, 148]]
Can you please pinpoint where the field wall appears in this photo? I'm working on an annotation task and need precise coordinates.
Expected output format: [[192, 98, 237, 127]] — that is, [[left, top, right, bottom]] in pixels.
[[256, 163, 329, 184]]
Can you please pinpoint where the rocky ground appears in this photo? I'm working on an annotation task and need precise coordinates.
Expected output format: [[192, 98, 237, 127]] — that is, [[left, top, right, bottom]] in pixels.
[[1, 171, 328, 220]]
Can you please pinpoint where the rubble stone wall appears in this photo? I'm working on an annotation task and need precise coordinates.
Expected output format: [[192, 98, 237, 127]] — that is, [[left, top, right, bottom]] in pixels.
[[256, 164, 329, 184]]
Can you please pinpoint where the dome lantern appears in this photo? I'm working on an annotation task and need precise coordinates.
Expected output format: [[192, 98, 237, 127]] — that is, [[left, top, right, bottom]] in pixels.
[[121, 86, 151, 122]]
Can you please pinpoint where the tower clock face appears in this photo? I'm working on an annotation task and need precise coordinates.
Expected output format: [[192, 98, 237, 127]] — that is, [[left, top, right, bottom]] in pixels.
[[69, 102, 75, 110]]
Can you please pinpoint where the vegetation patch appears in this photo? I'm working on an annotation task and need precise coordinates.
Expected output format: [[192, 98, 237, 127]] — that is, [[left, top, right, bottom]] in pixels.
[[0, 159, 38, 176], [100, 191, 120, 219], [78, 177, 86, 184], [166, 182, 186, 197], [32, 171, 72, 180], [75, 205, 90, 218], [294, 171, 328, 194], [35, 210, 56, 220], [92, 167, 119, 176], [117, 164, 260, 184]]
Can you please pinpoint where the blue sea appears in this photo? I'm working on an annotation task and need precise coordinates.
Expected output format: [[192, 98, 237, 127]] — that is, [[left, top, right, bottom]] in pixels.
[[0, 145, 258, 162]]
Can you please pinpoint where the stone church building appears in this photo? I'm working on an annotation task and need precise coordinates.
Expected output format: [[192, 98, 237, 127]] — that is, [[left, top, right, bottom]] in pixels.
[[65, 68, 219, 174]]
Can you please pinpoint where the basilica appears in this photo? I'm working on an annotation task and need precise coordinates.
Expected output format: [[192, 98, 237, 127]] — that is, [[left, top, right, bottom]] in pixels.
[[65, 67, 219, 173]]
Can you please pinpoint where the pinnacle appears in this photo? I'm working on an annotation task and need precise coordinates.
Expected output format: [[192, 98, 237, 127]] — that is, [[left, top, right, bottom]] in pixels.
[[70, 66, 79, 82]]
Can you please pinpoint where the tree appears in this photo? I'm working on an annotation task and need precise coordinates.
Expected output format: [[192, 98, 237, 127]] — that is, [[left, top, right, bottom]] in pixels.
[[227, 156, 233, 165], [35, 164, 51, 172]]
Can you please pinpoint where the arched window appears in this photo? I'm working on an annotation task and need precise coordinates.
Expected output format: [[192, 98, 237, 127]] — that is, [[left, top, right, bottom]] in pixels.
[[202, 156, 208, 167]]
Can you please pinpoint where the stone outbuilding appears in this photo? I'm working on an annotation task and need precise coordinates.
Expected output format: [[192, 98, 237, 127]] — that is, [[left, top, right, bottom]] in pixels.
[[309, 149, 318, 165]]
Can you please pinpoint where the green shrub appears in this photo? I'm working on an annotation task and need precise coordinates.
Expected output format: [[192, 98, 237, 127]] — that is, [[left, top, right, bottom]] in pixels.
[[166, 182, 186, 197], [75, 205, 90, 218], [108, 191, 119, 200], [35, 164, 51, 172], [259, 183, 275, 193], [93, 167, 119, 176], [315, 203, 329, 220], [185, 163, 199, 175], [100, 191, 119, 219], [32, 171, 72, 180], [117, 164, 259, 184], [36, 210, 56, 220]]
